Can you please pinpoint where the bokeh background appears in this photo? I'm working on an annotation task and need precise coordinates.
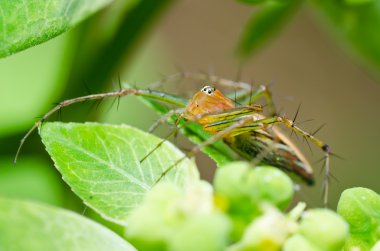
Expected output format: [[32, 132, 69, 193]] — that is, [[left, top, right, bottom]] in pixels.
[[1, 0, 380, 218]]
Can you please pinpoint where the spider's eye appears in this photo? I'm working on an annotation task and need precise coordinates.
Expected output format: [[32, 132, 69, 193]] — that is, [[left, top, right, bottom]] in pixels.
[[201, 86, 215, 95]]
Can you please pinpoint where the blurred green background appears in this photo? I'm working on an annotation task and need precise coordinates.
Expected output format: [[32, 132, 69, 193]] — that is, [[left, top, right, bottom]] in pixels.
[[1, 0, 380, 216]]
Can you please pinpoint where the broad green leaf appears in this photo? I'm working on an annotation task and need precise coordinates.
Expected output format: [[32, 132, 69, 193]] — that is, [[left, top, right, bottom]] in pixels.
[[0, 0, 114, 58], [237, 0, 301, 59], [311, 0, 380, 76], [0, 197, 136, 251], [39, 122, 198, 225]]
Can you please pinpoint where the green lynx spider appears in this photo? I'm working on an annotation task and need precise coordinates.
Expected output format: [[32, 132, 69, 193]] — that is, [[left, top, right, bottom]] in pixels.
[[15, 72, 332, 204]]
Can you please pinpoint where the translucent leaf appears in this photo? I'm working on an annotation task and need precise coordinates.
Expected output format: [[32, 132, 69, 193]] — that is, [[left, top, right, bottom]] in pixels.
[[237, 0, 301, 59], [0, 0, 115, 58], [312, 0, 380, 75], [39, 122, 198, 225], [0, 197, 136, 251]]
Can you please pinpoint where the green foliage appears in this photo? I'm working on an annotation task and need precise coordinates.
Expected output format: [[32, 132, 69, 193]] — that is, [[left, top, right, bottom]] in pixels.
[[123, 159, 349, 251], [237, 0, 301, 59], [0, 197, 136, 251], [39, 122, 198, 225], [0, 0, 115, 58], [5, 120, 379, 251], [2, 0, 380, 250], [33, 122, 380, 250], [311, 0, 380, 74], [80, 0, 171, 89], [236, 0, 380, 77]]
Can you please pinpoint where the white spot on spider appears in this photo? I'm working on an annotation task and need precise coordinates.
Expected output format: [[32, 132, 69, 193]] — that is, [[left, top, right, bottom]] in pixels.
[[201, 86, 215, 96]]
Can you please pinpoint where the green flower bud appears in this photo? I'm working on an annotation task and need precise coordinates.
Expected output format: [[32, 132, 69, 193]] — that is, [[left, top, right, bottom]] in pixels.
[[249, 166, 294, 210], [125, 182, 183, 250], [126, 181, 230, 250], [288, 202, 306, 221], [214, 162, 294, 210], [180, 181, 214, 215], [337, 187, 380, 234], [169, 213, 231, 251], [283, 235, 319, 251], [229, 204, 298, 251], [214, 161, 256, 204], [300, 209, 348, 251], [371, 240, 380, 251], [214, 162, 294, 241], [338, 187, 380, 251]]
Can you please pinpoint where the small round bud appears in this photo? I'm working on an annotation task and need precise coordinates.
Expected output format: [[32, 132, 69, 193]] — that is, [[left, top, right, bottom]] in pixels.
[[214, 162, 293, 209], [125, 183, 183, 250], [249, 166, 294, 209], [168, 213, 231, 251], [230, 205, 298, 251], [337, 187, 380, 234], [300, 209, 348, 251], [283, 235, 319, 251]]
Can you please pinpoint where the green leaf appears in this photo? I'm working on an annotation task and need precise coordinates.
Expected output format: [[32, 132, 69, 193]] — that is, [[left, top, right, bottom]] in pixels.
[[0, 197, 136, 251], [0, 0, 114, 58], [237, 0, 301, 59], [311, 0, 380, 75], [39, 122, 199, 225]]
